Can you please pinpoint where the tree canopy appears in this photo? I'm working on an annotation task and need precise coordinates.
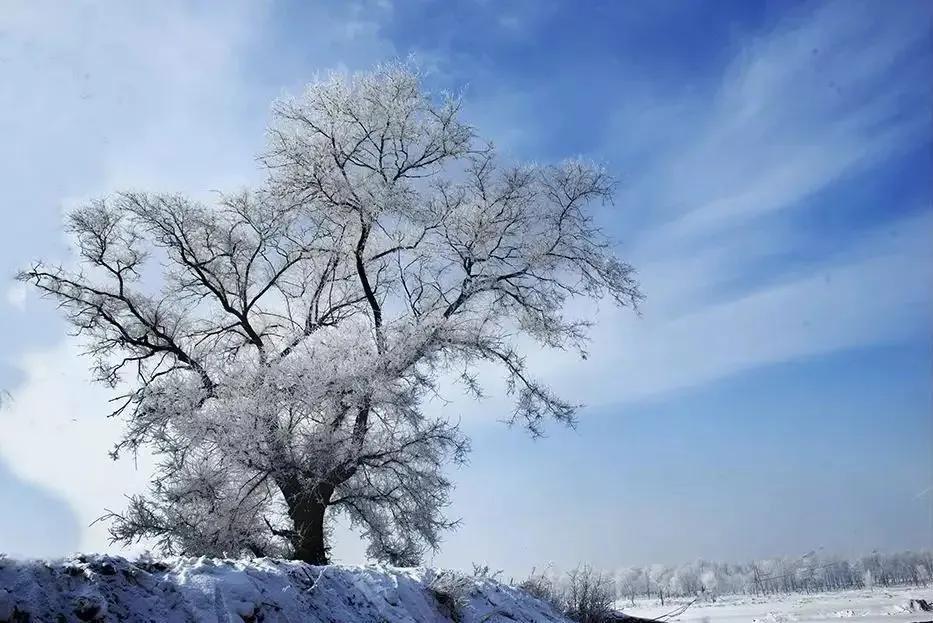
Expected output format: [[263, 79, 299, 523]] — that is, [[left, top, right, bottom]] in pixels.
[[21, 63, 641, 564]]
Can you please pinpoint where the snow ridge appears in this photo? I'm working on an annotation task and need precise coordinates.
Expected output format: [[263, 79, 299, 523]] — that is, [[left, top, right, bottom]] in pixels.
[[0, 554, 569, 623]]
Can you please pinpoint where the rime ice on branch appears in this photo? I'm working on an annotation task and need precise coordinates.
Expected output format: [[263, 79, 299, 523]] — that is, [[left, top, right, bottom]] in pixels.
[[20, 63, 642, 564]]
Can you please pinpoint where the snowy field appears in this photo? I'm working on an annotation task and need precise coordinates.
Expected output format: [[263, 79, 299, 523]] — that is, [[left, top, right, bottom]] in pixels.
[[620, 587, 933, 622]]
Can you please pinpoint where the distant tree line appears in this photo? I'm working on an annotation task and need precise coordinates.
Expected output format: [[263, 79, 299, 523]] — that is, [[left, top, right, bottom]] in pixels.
[[609, 550, 933, 605], [509, 550, 933, 621], [487, 551, 933, 623]]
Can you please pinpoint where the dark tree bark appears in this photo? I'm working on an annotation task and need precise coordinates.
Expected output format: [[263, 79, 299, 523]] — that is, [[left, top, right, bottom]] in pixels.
[[279, 478, 335, 565]]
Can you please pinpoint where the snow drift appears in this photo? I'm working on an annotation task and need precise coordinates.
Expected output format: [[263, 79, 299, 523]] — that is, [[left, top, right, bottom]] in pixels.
[[0, 554, 569, 622]]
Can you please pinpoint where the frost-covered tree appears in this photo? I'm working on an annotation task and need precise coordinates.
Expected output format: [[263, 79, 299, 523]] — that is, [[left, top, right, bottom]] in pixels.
[[649, 564, 672, 605], [20, 63, 641, 564], [616, 567, 644, 606], [670, 563, 701, 597]]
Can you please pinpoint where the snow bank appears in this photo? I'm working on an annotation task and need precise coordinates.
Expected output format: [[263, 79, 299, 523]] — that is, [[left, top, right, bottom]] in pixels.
[[0, 554, 569, 623]]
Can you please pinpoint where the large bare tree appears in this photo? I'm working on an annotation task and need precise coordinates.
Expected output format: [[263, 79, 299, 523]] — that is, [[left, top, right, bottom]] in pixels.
[[20, 63, 641, 565]]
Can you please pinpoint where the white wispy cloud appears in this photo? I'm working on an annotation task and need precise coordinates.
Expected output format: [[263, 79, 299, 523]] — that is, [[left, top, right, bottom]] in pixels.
[[542, 0, 933, 407], [569, 209, 933, 405], [631, 5, 927, 243]]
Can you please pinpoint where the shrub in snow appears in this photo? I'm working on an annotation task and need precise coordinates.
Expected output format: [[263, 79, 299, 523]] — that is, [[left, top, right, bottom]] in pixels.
[[519, 570, 564, 613], [519, 565, 635, 623], [469, 563, 503, 581], [426, 570, 476, 622], [563, 565, 617, 623]]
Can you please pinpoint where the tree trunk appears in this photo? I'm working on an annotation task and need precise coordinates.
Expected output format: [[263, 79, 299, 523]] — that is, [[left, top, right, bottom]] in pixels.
[[271, 404, 368, 565], [278, 477, 334, 565], [290, 494, 330, 565]]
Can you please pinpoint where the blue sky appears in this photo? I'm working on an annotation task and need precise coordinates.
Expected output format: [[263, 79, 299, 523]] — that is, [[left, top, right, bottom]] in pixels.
[[0, 0, 930, 575]]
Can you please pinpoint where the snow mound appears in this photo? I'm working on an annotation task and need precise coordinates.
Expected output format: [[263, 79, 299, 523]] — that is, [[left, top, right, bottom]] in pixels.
[[0, 554, 569, 623]]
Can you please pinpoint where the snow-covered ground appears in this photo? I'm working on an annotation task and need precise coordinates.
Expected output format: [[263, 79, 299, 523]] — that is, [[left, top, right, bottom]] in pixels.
[[619, 587, 933, 622], [0, 554, 568, 622]]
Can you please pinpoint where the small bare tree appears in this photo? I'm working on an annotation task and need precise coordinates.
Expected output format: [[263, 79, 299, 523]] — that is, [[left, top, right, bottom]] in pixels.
[[20, 63, 641, 564]]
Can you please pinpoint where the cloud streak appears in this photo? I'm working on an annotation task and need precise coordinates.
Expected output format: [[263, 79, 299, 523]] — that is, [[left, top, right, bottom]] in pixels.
[[537, 0, 933, 407], [574, 210, 933, 405]]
